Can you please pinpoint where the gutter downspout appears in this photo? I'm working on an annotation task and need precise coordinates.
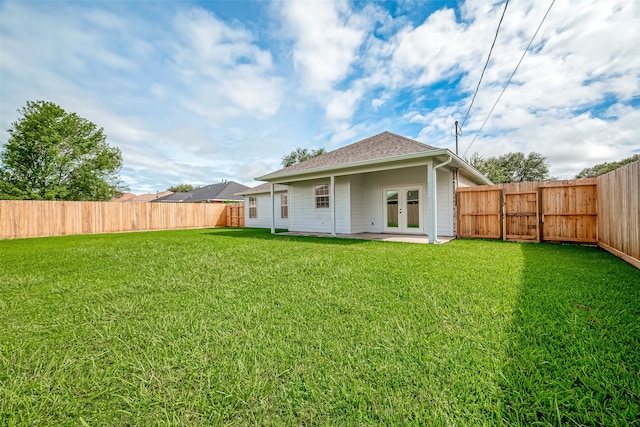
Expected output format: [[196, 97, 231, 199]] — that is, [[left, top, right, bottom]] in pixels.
[[430, 155, 453, 244]]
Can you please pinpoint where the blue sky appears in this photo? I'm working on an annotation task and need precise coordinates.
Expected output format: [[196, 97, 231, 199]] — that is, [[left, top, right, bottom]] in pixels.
[[1, 0, 639, 194]]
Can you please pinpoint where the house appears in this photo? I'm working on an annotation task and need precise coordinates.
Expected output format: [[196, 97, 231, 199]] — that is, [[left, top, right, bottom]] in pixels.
[[239, 131, 491, 243], [154, 181, 249, 203]]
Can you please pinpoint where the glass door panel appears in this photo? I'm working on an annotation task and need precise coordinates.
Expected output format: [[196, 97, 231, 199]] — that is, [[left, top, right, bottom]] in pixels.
[[386, 190, 399, 229], [406, 189, 420, 229]]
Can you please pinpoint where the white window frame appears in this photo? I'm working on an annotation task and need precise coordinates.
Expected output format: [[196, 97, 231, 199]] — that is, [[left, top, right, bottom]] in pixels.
[[248, 196, 257, 218], [314, 184, 330, 209], [280, 193, 288, 218]]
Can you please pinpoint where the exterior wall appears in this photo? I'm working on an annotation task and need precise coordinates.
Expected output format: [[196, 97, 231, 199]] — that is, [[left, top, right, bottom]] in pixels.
[[436, 169, 454, 236], [288, 177, 351, 233], [358, 166, 426, 233], [458, 171, 480, 188], [244, 192, 289, 229], [349, 174, 365, 233], [354, 166, 455, 236]]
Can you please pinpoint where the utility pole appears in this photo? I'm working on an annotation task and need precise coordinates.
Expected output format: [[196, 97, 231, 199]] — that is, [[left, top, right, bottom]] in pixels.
[[454, 120, 460, 155]]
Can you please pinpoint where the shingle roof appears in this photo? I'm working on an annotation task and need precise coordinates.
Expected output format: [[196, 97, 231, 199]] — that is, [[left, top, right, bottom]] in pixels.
[[186, 181, 249, 201], [154, 192, 191, 202], [111, 192, 137, 202], [258, 131, 439, 180], [153, 181, 250, 202]]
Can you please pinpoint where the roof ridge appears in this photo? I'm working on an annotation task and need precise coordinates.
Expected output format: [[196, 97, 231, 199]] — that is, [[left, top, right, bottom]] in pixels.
[[380, 130, 438, 150], [268, 131, 439, 176]]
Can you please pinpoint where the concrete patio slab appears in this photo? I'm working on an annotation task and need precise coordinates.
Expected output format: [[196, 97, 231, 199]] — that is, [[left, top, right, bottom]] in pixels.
[[277, 231, 455, 244]]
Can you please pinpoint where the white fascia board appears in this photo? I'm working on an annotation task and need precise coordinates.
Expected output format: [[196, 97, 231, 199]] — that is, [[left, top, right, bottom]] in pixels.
[[444, 151, 493, 185]]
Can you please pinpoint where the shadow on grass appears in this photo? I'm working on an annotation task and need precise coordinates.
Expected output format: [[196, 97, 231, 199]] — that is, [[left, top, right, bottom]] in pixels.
[[203, 227, 366, 246], [501, 243, 640, 425]]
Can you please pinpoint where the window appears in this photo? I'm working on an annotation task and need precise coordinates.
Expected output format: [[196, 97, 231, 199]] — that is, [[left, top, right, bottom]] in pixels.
[[315, 184, 329, 208], [249, 196, 257, 218], [280, 193, 288, 218]]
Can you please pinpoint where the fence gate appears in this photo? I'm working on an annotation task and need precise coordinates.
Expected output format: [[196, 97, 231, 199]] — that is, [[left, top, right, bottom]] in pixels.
[[504, 191, 539, 242], [228, 203, 245, 227]]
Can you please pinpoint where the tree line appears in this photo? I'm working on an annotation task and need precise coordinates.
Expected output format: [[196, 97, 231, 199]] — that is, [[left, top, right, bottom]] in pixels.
[[1, 100, 637, 201]]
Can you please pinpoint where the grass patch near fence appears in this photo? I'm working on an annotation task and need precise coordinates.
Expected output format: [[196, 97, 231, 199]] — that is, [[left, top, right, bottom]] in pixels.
[[1, 228, 639, 425]]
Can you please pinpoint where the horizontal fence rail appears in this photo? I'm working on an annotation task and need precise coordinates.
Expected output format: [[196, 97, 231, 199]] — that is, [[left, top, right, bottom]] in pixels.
[[0, 201, 241, 239]]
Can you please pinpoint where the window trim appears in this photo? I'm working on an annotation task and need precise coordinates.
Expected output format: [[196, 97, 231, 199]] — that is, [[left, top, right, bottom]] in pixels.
[[280, 193, 288, 219], [314, 184, 330, 209], [248, 196, 257, 218]]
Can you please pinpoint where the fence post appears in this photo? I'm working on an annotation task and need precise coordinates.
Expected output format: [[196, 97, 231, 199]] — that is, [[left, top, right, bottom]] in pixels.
[[501, 189, 506, 241], [537, 187, 543, 243]]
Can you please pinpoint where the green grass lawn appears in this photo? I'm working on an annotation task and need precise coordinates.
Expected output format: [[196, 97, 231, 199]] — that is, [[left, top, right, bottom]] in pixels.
[[1, 228, 639, 426]]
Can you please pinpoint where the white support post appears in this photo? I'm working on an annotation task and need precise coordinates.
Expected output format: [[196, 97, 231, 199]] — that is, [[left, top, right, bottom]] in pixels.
[[330, 175, 336, 237], [427, 161, 437, 243], [270, 183, 275, 234]]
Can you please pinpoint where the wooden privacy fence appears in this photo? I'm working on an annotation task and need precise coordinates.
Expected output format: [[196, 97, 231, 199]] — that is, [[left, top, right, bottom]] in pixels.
[[457, 178, 598, 243], [456, 161, 640, 269], [597, 161, 640, 269], [0, 201, 243, 239]]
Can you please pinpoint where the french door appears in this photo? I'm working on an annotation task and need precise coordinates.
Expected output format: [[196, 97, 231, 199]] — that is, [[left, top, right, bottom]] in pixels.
[[383, 186, 423, 233]]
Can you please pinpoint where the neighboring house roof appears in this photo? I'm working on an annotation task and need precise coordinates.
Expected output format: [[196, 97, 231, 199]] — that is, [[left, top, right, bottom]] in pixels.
[[154, 181, 250, 202], [257, 131, 491, 185], [111, 192, 136, 202], [154, 192, 192, 202], [115, 191, 173, 202], [236, 183, 289, 196], [188, 181, 249, 201]]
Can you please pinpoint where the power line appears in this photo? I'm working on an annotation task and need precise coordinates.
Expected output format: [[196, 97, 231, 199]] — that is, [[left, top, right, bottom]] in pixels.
[[463, 0, 556, 158], [460, 0, 510, 129]]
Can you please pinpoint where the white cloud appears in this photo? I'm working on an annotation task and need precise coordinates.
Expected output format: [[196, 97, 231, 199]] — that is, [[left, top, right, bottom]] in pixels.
[[172, 8, 284, 120], [279, 0, 368, 92], [325, 88, 364, 122]]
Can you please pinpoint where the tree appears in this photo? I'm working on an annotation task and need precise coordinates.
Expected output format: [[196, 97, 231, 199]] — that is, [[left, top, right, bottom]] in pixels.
[[575, 154, 640, 178], [0, 100, 126, 201], [281, 147, 326, 167], [167, 184, 196, 192], [468, 152, 550, 183]]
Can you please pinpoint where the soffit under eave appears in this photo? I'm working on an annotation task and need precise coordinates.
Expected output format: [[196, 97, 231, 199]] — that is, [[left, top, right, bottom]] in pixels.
[[265, 157, 440, 185]]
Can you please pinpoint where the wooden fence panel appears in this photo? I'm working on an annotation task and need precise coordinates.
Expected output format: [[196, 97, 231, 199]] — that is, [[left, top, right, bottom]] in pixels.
[[597, 161, 640, 268], [0, 201, 234, 239], [456, 179, 597, 243], [456, 187, 502, 239]]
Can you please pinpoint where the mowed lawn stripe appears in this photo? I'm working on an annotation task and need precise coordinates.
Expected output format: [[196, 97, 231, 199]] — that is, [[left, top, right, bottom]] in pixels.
[[0, 228, 638, 425]]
